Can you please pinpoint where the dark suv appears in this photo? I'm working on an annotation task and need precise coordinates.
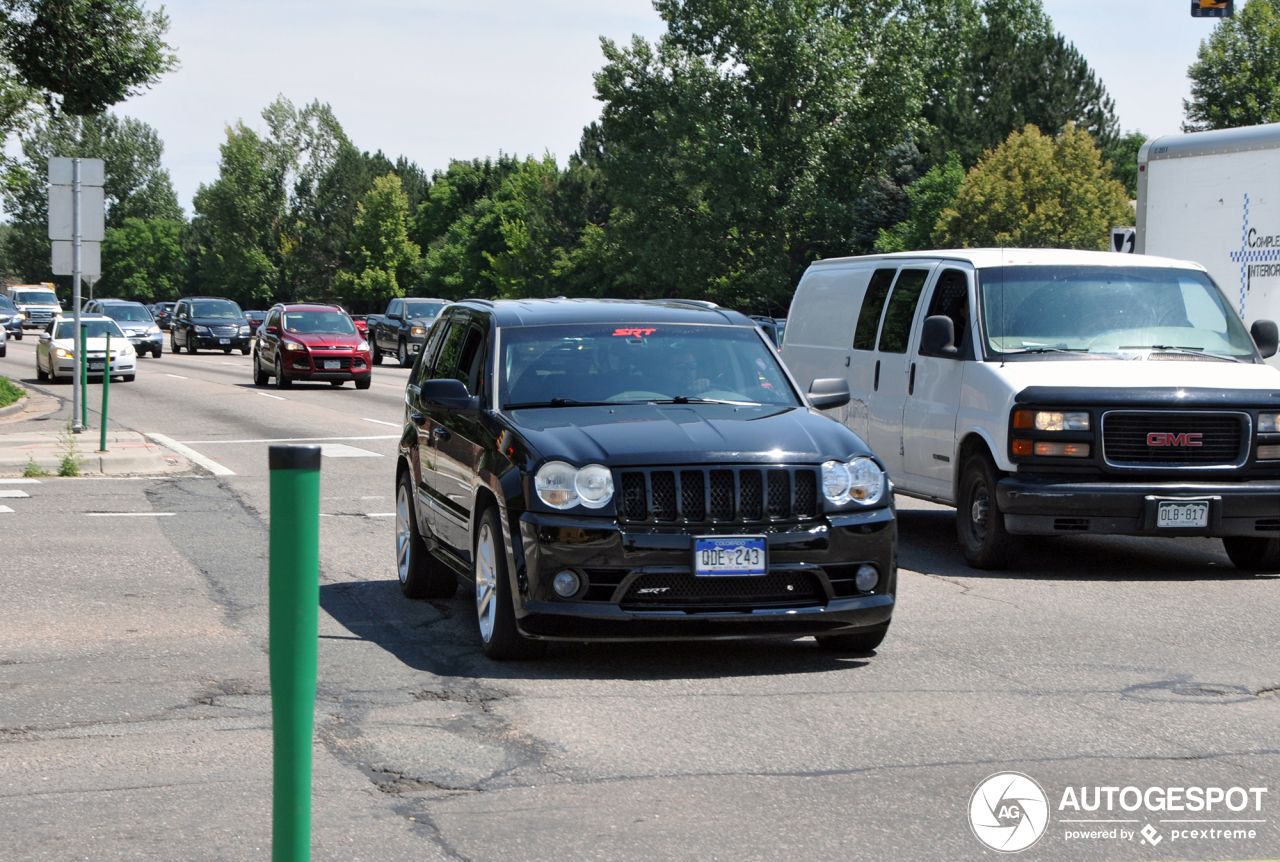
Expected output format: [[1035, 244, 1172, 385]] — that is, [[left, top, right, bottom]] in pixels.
[[170, 296, 251, 354], [395, 299, 897, 659]]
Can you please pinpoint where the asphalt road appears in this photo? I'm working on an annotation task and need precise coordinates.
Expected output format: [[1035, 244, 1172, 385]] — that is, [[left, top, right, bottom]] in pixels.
[[1, 334, 1278, 862]]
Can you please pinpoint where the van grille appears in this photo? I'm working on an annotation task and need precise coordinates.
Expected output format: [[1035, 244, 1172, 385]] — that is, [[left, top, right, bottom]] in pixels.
[[616, 466, 819, 525], [1102, 412, 1246, 466]]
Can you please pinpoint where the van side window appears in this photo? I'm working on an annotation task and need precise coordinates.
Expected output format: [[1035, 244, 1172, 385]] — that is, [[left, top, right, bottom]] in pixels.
[[877, 269, 929, 353], [853, 268, 897, 350], [785, 269, 867, 348], [922, 269, 969, 356]]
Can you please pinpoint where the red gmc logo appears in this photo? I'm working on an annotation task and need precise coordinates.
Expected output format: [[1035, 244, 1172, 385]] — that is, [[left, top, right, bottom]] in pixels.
[[1147, 432, 1203, 447]]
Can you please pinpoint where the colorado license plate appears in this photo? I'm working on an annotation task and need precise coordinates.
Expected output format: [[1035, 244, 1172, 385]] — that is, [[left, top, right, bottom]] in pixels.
[[694, 536, 766, 576], [87, 361, 104, 371], [1157, 500, 1209, 528], [324, 360, 340, 369], [219, 338, 230, 344]]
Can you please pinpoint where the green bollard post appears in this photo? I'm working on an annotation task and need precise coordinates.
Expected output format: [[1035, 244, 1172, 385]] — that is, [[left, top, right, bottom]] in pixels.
[[268, 445, 321, 862], [98, 332, 110, 452], [79, 324, 88, 430]]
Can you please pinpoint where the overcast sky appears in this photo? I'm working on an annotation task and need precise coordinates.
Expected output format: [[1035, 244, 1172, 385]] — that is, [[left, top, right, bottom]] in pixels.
[[111, 1, 1219, 214]]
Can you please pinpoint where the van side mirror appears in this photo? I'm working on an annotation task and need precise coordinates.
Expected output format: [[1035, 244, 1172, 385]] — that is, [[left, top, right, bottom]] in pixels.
[[420, 378, 479, 411], [808, 377, 851, 410], [921, 315, 958, 356], [1250, 319, 1278, 359]]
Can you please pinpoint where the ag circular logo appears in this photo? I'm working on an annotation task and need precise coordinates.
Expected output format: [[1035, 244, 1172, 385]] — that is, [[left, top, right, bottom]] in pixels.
[[969, 772, 1050, 852]]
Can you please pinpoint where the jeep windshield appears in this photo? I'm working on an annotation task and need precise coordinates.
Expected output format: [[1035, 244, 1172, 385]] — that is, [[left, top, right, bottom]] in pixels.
[[978, 265, 1258, 361], [501, 323, 800, 408]]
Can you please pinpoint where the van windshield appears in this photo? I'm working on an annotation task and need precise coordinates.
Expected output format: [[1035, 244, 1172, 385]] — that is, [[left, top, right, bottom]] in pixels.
[[501, 324, 799, 408], [978, 266, 1258, 361]]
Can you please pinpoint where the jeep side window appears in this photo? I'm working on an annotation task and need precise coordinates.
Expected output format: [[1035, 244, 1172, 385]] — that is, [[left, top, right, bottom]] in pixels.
[[454, 326, 486, 395], [431, 316, 469, 382], [877, 269, 930, 354], [852, 268, 897, 351], [921, 269, 970, 357], [416, 319, 452, 384]]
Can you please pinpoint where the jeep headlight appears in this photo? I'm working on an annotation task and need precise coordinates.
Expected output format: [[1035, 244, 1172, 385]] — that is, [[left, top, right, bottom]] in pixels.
[[822, 456, 884, 506], [535, 461, 613, 510]]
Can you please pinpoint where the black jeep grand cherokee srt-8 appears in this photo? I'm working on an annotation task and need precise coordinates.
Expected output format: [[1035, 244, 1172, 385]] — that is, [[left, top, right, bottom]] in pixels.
[[395, 298, 897, 659]]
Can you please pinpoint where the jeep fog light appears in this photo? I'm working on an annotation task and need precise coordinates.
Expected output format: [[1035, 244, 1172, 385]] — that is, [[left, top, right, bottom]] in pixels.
[[855, 564, 879, 592], [535, 461, 580, 509], [552, 570, 581, 598]]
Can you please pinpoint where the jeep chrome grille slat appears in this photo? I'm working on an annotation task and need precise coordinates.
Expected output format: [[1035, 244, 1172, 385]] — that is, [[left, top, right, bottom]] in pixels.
[[616, 466, 819, 525]]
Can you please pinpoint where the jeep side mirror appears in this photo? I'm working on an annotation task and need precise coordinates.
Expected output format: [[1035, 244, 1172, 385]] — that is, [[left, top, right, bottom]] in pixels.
[[921, 315, 958, 356], [808, 377, 851, 410], [420, 378, 479, 411], [1250, 319, 1278, 359]]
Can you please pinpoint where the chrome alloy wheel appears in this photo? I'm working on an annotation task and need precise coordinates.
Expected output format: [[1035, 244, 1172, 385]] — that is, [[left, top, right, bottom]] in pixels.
[[395, 482, 412, 585], [475, 520, 498, 643]]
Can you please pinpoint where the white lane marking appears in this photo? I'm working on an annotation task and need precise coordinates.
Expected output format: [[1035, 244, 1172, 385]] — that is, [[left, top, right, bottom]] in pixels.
[[258, 392, 286, 401], [145, 433, 236, 477], [0, 490, 30, 498], [366, 513, 395, 518], [0, 505, 13, 514], [165, 374, 189, 379], [0, 478, 40, 484], [362, 418, 398, 427], [85, 512, 176, 517], [180, 435, 398, 445], [319, 443, 382, 458]]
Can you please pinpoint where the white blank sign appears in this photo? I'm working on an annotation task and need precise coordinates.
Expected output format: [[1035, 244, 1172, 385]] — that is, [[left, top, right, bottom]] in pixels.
[[47, 157, 105, 187], [48, 185, 105, 241], [51, 240, 101, 277]]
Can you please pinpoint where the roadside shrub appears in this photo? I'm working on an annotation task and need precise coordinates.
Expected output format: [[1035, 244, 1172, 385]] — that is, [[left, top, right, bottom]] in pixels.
[[0, 375, 23, 409]]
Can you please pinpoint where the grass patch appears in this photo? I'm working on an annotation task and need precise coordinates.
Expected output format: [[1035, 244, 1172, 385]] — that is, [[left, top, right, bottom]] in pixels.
[[0, 375, 23, 409], [22, 456, 49, 478]]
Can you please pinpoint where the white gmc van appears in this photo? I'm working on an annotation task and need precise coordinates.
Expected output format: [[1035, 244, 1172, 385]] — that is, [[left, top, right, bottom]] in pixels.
[[781, 249, 1280, 570]]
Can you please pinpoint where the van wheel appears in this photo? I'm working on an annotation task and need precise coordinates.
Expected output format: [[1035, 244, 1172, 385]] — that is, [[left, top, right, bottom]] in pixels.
[[1222, 537, 1280, 572], [816, 622, 889, 653], [395, 472, 456, 598], [956, 452, 1022, 569], [474, 507, 544, 660]]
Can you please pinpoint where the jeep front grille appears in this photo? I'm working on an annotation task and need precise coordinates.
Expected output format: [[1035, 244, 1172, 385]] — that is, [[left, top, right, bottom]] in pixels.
[[615, 466, 819, 525]]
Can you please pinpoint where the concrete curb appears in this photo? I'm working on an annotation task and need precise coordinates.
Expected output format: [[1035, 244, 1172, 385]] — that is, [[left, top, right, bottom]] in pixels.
[[0, 396, 28, 419]]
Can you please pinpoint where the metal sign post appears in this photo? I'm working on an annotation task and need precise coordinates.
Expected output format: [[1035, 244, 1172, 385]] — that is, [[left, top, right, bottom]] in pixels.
[[48, 157, 105, 434]]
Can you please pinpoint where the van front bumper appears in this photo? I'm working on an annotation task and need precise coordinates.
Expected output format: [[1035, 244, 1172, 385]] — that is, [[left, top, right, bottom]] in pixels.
[[511, 507, 897, 641], [998, 475, 1280, 537]]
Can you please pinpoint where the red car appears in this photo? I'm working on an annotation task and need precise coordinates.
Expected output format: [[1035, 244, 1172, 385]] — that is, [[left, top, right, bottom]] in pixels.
[[252, 303, 372, 389]]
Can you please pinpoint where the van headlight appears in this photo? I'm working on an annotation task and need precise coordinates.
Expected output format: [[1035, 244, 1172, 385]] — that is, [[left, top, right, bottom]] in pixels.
[[535, 461, 613, 510], [1260, 412, 1280, 434], [821, 456, 884, 506]]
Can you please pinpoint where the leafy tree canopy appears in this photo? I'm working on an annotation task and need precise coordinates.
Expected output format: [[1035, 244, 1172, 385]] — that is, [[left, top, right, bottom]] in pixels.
[[0, 0, 177, 116], [99, 215, 183, 301], [935, 123, 1132, 250], [874, 153, 965, 252], [1184, 0, 1280, 131], [333, 172, 420, 306]]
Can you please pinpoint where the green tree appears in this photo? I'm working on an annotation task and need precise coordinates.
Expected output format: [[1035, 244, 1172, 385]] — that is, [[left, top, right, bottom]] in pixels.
[[3, 110, 181, 286], [1184, 0, 1280, 131], [334, 173, 420, 305], [875, 152, 965, 251], [934, 124, 1132, 250], [188, 122, 284, 306], [0, 0, 177, 116], [1102, 130, 1146, 199], [589, 0, 946, 309], [99, 216, 184, 300], [924, 0, 1119, 169]]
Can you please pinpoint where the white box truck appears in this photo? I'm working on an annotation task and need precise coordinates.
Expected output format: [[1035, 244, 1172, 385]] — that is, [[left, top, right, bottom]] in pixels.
[[1136, 122, 1280, 367]]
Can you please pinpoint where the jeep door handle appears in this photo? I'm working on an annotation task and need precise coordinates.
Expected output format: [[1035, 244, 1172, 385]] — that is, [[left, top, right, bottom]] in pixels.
[[410, 412, 426, 427], [433, 427, 451, 441]]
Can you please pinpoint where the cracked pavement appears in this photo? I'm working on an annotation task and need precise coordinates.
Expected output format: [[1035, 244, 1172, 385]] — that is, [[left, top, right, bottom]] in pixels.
[[2, 341, 1279, 861]]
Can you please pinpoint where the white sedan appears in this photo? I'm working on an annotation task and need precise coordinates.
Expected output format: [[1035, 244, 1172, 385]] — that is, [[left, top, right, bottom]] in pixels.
[[36, 315, 136, 383]]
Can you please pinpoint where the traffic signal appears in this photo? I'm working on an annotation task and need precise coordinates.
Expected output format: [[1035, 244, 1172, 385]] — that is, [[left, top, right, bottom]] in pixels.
[[1191, 0, 1233, 17]]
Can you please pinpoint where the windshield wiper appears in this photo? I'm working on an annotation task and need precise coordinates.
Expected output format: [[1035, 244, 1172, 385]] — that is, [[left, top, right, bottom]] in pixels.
[[503, 398, 615, 409], [1001, 346, 1091, 354], [1120, 345, 1242, 363], [648, 397, 762, 405]]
